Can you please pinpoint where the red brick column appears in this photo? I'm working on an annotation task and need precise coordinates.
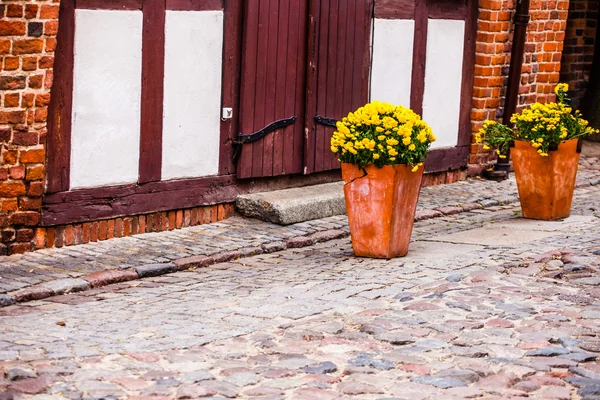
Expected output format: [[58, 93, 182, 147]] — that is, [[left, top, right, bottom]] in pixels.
[[559, 0, 598, 108], [0, 1, 59, 255], [469, 0, 570, 176]]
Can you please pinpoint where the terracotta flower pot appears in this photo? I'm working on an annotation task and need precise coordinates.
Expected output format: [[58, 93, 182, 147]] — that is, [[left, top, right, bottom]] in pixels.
[[341, 163, 424, 258], [511, 139, 580, 220]]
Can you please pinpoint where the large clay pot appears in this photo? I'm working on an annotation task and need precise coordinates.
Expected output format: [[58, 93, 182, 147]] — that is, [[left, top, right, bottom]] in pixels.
[[341, 163, 424, 258], [512, 139, 580, 220]]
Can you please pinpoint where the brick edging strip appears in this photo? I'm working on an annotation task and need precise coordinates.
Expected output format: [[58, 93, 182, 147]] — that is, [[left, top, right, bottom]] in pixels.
[[2, 177, 599, 308]]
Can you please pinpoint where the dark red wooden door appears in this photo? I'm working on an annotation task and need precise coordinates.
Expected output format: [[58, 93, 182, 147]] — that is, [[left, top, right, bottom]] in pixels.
[[304, 0, 374, 174], [237, 0, 309, 179]]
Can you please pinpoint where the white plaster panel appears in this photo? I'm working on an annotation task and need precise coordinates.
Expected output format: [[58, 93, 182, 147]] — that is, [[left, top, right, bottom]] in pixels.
[[370, 18, 414, 107], [422, 19, 465, 149], [70, 10, 143, 189], [162, 11, 224, 180]]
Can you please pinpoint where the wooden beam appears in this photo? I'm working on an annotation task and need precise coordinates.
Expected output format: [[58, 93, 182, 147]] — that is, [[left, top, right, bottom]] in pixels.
[[424, 146, 469, 173], [138, 0, 166, 183], [374, 0, 415, 19], [46, 0, 75, 193], [166, 0, 223, 11], [457, 0, 478, 146], [42, 170, 342, 226], [410, 0, 427, 115], [219, 0, 242, 175], [76, 0, 142, 10], [426, 0, 468, 19]]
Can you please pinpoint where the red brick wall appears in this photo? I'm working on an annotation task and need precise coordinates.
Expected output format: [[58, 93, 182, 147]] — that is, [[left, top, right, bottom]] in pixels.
[[469, 0, 570, 175], [560, 0, 598, 108], [35, 204, 236, 249], [0, 0, 59, 255]]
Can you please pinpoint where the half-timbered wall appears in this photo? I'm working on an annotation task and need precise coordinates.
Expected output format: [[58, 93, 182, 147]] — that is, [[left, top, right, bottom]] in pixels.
[[422, 19, 466, 149], [371, 0, 476, 170], [62, 3, 224, 189], [371, 18, 414, 108], [70, 9, 143, 189], [162, 10, 223, 180]]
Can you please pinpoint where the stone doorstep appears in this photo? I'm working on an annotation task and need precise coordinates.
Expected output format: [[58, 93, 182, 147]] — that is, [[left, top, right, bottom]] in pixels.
[[2, 175, 599, 308], [236, 182, 347, 225]]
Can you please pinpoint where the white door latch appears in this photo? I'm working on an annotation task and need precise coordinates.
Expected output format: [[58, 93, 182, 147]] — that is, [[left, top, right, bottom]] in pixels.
[[222, 107, 233, 120]]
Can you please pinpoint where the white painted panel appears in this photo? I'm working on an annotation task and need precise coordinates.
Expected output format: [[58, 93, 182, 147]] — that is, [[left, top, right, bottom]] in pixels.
[[70, 10, 143, 189], [370, 18, 414, 107], [422, 19, 465, 149], [162, 11, 224, 180]]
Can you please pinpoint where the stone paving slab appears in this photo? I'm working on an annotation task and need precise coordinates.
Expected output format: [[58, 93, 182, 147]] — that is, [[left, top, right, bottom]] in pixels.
[[0, 151, 598, 306], [0, 185, 598, 399]]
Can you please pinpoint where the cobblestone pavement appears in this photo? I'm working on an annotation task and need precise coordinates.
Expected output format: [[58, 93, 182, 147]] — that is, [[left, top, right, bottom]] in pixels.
[[0, 183, 599, 399], [0, 145, 599, 303]]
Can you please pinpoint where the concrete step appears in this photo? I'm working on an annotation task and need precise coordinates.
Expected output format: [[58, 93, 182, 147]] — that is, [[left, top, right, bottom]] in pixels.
[[236, 182, 346, 225]]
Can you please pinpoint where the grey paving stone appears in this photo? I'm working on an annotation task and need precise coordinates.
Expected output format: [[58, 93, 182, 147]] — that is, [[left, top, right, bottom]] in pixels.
[[40, 278, 91, 295], [525, 347, 571, 357], [411, 376, 466, 388], [0, 294, 14, 306], [304, 362, 337, 374], [135, 263, 177, 278]]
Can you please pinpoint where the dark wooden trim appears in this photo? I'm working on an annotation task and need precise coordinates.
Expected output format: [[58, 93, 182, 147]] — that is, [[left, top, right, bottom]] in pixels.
[[303, 2, 319, 174], [46, 0, 75, 194], [218, 0, 242, 175], [425, 146, 469, 173], [362, 0, 375, 104], [138, 0, 166, 184], [457, 0, 478, 146], [374, 0, 415, 19], [42, 170, 342, 226], [410, 0, 427, 115], [427, 0, 468, 19], [76, 0, 142, 10], [166, 0, 223, 11]]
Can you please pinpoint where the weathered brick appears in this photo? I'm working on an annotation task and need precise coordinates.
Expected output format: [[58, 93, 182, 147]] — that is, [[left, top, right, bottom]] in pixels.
[[19, 149, 45, 163], [8, 241, 34, 255], [12, 131, 38, 146], [9, 165, 25, 180], [0, 127, 10, 142], [44, 21, 58, 36], [12, 39, 44, 55], [27, 181, 44, 197], [9, 211, 40, 226], [16, 228, 34, 242], [22, 56, 37, 71], [6, 4, 24, 18], [2, 228, 16, 243], [0, 182, 26, 197], [27, 22, 43, 37], [25, 164, 44, 181], [1, 199, 18, 212], [19, 197, 42, 211], [0, 39, 10, 55], [28, 75, 43, 89], [4, 92, 20, 107], [40, 4, 60, 19], [0, 76, 26, 90], [25, 4, 38, 19], [0, 21, 26, 36], [0, 110, 26, 124]]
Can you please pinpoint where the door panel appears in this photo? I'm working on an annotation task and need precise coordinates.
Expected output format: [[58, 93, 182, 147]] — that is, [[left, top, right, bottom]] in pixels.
[[237, 0, 308, 179], [305, 0, 374, 174]]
